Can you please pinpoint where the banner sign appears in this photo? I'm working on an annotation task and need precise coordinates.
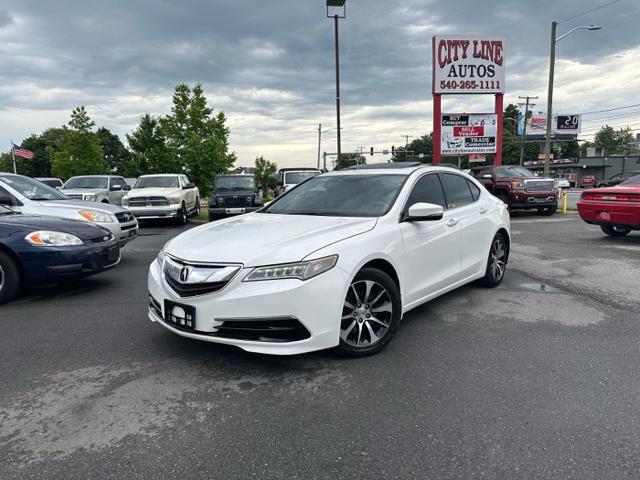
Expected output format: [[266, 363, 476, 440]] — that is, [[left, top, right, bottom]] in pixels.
[[432, 36, 506, 94], [517, 111, 581, 136], [441, 114, 498, 155]]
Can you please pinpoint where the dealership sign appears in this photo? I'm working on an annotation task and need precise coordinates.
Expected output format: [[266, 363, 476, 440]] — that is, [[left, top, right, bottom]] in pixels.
[[517, 111, 581, 136], [441, 114, 498, 155], [432, 36, 506, 94]]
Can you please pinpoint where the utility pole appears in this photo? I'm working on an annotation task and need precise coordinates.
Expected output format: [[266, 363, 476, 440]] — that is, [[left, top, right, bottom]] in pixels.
[[317, 124, 322, 170], [401, 135, 412, 162], [518, 96, 538, 166]]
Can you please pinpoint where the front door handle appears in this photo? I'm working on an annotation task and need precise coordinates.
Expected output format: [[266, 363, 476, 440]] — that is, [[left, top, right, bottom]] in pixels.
[[479, 206, 488, 214], [446, 218, 458, 227]]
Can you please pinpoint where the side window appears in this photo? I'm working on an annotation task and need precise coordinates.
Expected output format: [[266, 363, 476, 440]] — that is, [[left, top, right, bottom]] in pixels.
[[183, 176, 191, 186], [467, 180, 481, 201], [111, 177, 125, 188], [0, 185, 16, 206], [441, 173, 475, 209], [405, 174, 447, 210]]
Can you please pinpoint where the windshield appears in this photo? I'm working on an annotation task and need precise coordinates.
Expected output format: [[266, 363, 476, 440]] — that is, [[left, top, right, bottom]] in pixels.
[[64, 177, 108, 189], [262, 174, 406, 217], [284, 171, 321, 185], [0, 175, 68, 201], [495, 167, 536, 178], [134, 176, 179, 189], [38, 179, 62, 188], [621, 175, 640, 186], [215, 176, 256, 191]]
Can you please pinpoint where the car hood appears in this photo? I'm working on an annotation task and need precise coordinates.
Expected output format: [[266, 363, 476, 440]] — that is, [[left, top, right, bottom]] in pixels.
[[35, 199, 126, 214], [0, 213, 111, 239], [127, 188, 182, 197], [166, 213, 377, 266]]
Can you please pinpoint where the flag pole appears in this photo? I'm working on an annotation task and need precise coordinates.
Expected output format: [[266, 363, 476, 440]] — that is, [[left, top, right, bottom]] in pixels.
[[10, 140, 17, 174]]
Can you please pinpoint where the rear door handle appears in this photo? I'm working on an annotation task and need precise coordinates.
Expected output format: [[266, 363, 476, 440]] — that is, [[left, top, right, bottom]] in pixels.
[[446, 218, 458, 227], [479, 206, 488, 214]]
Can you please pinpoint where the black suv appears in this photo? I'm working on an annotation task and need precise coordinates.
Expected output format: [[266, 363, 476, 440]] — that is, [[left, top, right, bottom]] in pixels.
[[208, 174, 263, 221]]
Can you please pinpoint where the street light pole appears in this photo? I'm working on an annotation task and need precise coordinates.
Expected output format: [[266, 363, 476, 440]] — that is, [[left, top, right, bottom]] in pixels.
[[317, 123, 322, 170], [544, 22, 602, 177], [518, 95, 538, 166], [327, 1, 345, 163]]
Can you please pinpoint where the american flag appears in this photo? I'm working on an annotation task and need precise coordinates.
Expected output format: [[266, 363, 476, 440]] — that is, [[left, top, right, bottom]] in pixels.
[[12, 143, 34, 160]]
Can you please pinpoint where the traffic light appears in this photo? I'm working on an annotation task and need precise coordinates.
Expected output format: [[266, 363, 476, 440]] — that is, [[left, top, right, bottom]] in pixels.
[[391, 145, 395, 154], [370, 147, 374, 156]]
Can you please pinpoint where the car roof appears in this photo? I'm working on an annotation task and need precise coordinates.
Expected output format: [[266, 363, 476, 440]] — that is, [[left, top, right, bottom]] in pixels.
[[325, 165, 465, 176], [138, 174, 180, 177]]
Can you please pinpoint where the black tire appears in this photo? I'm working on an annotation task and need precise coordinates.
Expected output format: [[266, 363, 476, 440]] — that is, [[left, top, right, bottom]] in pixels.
[[336, 268, 402, 357], [193, 199, 201, 217], [478, 232, 508, 288], [539, 204, 557, 216], [0, 250, 21, 304], [175, 204, 188, 226], [601, 225, 631, 237]]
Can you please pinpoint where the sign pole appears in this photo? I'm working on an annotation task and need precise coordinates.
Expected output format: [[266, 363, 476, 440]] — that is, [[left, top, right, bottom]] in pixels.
[[494, 94, 503, 166], [10, 139, 17, 174], [433, 94, 441, 165]]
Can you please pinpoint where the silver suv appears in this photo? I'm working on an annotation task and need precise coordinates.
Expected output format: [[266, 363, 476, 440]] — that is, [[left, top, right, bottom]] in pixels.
[[60, 175, 131, 205], [0, 174, 138, 246]]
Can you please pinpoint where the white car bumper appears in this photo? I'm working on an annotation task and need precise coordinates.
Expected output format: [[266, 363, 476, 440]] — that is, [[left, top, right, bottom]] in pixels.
[[127, 204, 181, 219], [147, 259, 350, 355]]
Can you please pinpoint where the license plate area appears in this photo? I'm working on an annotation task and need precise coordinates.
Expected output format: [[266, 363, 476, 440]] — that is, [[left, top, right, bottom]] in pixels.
[[164, 300, 196, 331], [226, 207, 246, 214]]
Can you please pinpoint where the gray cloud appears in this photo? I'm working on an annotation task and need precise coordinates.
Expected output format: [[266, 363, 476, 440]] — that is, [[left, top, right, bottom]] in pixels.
[[0, 0, 639, 166]]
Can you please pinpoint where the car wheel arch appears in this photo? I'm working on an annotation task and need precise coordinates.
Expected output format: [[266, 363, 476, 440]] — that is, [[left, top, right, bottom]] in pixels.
[[355, 258, 402, 311], [0, 243, 23, 282], [494, 228, 511, 262]]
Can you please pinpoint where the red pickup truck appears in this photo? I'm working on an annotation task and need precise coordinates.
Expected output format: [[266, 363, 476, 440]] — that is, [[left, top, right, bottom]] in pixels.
[[470, 166, 558, 215]]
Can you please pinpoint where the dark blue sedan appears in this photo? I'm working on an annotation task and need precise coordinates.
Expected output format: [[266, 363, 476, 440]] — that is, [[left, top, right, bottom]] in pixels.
[[0, 205, 120, 303]]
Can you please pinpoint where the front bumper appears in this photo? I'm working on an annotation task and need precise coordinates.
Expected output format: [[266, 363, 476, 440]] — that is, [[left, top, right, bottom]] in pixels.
[[147, 258, 350, 355], [20, 239, 120, 286], [577, 201, 640, 228], [508, 191, 557, 209], [98, 220, 138, 246], [126, 204, 181, 220]]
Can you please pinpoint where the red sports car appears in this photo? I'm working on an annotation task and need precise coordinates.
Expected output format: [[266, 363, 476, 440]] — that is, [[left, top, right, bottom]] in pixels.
[[577, 175, 640, 237]]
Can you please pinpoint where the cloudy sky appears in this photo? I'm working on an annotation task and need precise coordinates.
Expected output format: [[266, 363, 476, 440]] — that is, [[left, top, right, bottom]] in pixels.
[[0, 0, 639, 168]]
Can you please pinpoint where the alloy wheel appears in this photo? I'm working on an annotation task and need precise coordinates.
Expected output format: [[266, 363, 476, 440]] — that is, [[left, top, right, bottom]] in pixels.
[[490, 237, 506, 282], [340, 280, 393, 347]]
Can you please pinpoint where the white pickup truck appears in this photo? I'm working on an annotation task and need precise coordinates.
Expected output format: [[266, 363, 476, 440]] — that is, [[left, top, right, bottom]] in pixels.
[[122, 174, 200, 225]]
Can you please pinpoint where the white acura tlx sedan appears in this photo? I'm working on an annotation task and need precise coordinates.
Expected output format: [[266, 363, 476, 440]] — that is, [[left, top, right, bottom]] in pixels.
[[148, 163, 510, 357]]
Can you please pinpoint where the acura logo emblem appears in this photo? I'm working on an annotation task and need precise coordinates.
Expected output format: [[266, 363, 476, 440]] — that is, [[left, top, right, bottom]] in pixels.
[[179, 266, 192, 282]]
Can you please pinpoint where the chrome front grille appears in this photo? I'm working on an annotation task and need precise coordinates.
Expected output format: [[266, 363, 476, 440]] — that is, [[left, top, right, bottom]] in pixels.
[[129, 196, 170, 207], [525, 180, 554, 192], [162, 256, 241, 297]]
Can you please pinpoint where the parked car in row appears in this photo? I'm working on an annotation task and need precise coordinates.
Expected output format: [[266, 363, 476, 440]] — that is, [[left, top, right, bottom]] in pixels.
[[148, 163, 510, 357], [36, 177, 64, 189], [577, 174, 640, 237], [122, 174, 199, 225], [0, 174, 138, 246], [597, 171, 640, 188], [208, 174, 263, 221], [275, 168, 321, 196], [579, 175, 597, 188], [60, 175, 131, 205], [0, 205, 120, 304], [471, 165, 558, 215], [554, 176, 571, 189]]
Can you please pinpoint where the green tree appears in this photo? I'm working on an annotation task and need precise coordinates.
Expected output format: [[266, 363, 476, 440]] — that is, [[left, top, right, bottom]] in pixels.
[[595, 125, 634, 155], [160, 83, 236, 192], [97, 127, 131, 174], [49, 107, 106, 179], [254, 156, 277, 191], [69, 106, 95, 133], [392, 134, 434, 163], [335, 153, 365, 170], [560, 140, 580, 158], [126, 113, 176, 176]]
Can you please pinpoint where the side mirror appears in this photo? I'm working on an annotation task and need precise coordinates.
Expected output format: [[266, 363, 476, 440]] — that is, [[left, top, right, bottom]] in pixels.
[[123, 185, 131, 191], [110, 185, 122, 191], [0, 192, 15, 206], [482, 174, 492, 179], [403, 202, 444, 222], [184, 183, 195, 189]]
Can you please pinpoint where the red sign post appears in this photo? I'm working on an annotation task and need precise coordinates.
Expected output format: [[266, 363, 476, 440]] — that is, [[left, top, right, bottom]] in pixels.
[[432, 35, 506, 166]]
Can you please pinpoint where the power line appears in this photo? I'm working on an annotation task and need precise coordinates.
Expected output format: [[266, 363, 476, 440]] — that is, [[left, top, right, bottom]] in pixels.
[[559, 0, 621, 24], [581, 103, 640, 116]]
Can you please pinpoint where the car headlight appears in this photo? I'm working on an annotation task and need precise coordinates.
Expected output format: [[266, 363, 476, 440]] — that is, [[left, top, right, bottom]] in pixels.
[[83, 193, 97, 201], [217, 196, 224, 205], [511, 181, 525, 190], [78, 210, 115, 223], [25, 230, 84, 247], [244, 255, 338, 282], [168, 196, 181, 205], [156, 248, 165, 266]]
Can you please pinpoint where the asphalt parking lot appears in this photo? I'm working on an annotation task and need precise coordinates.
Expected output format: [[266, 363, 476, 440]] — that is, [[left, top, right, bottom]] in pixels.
[[1, 214, 640, 479]]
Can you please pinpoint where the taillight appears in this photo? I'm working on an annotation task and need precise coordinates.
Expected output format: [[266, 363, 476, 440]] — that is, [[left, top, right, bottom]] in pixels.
[[582, 193, 640, 202]]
